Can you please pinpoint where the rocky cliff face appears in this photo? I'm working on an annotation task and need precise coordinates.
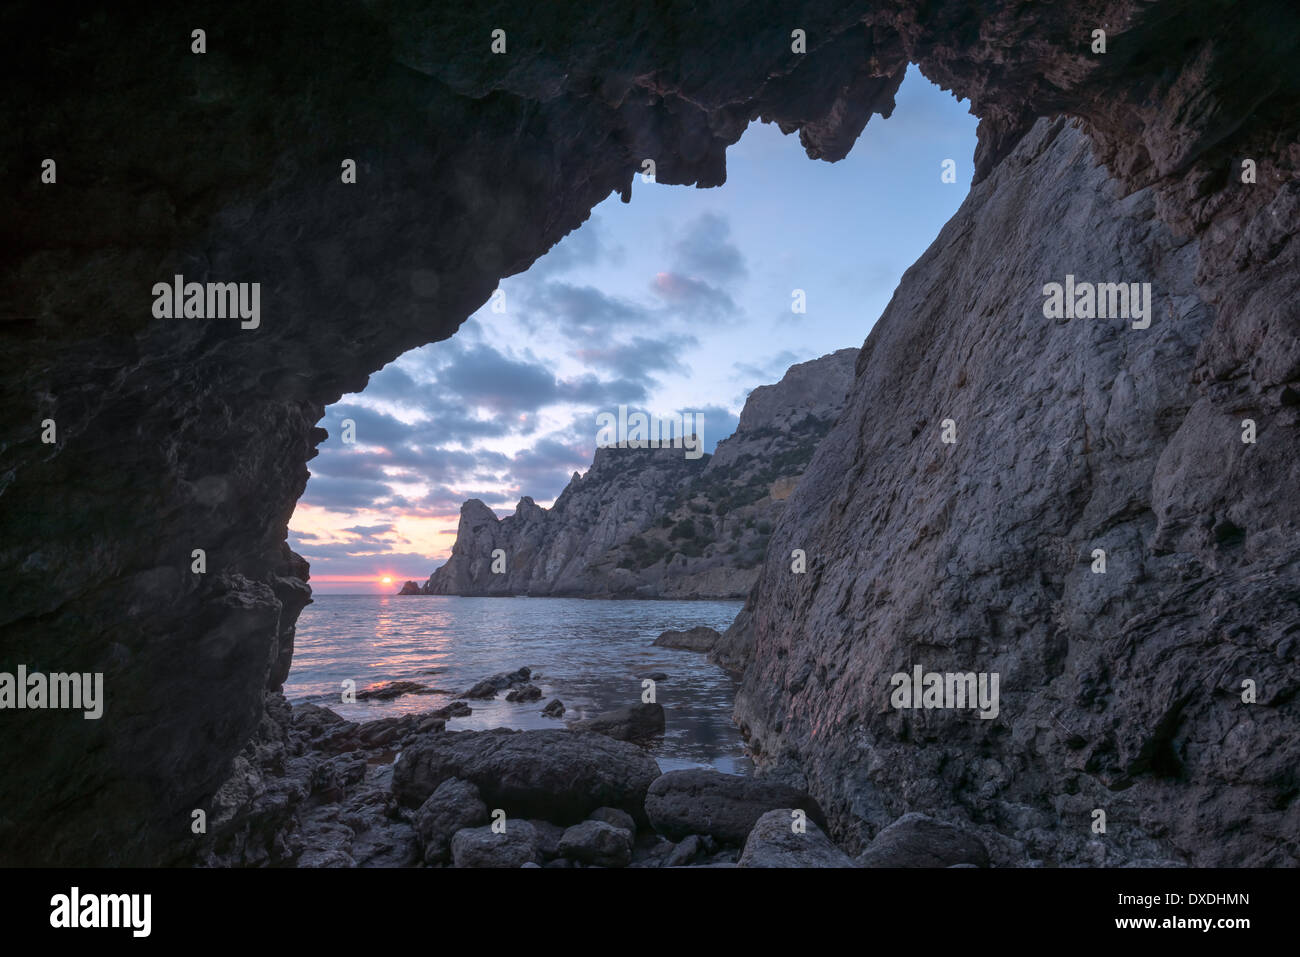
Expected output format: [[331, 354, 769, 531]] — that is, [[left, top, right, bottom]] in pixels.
[[421, 349, 856, 598], [723, 117, 1299, 867], [1, 0, 1296, 864]]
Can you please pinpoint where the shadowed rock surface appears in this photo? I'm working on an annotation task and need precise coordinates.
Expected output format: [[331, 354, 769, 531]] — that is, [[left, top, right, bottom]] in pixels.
[[738, 809, 857, 868], [645, 769, 826, 844], [1, 0, 1296, 864], [451, 821, 540, 869], [855, 813, 990, 868], [567, 702, 666, 742], [414, 778, 488, 866], [558, 819, 635, 867], [725, 117, 1300, 867], [392, 728, 662, 824]]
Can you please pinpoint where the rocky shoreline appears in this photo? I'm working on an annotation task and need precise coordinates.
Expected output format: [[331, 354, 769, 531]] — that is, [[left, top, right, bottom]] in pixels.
[[194, 681, 996, 868], [195, 647, 999, 868]]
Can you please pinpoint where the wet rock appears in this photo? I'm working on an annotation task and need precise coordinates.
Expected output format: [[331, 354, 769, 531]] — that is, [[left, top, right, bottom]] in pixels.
[[541, 699, 565, 718], [355, 680, 436, 701], [393, 728, 660, 825], [558, 820, 633, 868], [463, 667, 532, 699], [645, 769, 825, 844], [642, 672, 668, 682], [413, 778, 488, 865], [450, 821, 539, 868], [855, 813, 990, 869], [739, 810, 855, 868], [433, 701, 472, 719], [653, 626, 721, 652], [505, 683, 542, 703], [567, 703, 665, 742]]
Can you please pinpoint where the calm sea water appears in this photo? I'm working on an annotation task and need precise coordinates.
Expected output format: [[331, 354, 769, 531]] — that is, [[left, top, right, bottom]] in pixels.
[[285, 595, 751, 775]]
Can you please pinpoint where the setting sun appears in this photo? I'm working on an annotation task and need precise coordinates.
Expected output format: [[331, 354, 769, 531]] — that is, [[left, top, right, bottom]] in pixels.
[[380, 576, 392, 584]]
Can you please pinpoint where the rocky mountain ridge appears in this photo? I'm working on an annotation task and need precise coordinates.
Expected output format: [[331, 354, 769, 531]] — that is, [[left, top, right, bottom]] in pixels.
[[408, 349, 857, 598]]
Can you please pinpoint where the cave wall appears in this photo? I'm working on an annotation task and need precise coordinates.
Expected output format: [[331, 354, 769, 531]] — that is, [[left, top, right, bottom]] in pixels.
[[0, 1, 1295, 864], [725, 116, 1299, 866]]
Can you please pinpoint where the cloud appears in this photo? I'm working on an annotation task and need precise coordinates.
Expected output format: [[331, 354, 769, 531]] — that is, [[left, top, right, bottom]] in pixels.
[[650, 271, 738, 321], [344, 524, 395, 538], [434, 345, 559, 415], [526, 281, 650, 336], [574, 334, 699, 379], [557, 374, 650, 406], [671, 212, 747, 284]]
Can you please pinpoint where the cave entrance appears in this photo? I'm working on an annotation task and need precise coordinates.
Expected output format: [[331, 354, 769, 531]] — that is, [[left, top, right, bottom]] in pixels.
[[275, 66, 976, 747]]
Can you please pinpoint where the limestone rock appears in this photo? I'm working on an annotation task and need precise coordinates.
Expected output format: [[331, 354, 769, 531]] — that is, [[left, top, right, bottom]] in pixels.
[[413, 778, 489, 865], [653, 626, 722, 652], [567, 703, 665, 742], [738, 809, 856, 868], [558, 819, 634, 867], [392, 729, 661, 825], [855, 813, 990, 868], [645, 769, 825, 844], [451, 822, 539, 868]]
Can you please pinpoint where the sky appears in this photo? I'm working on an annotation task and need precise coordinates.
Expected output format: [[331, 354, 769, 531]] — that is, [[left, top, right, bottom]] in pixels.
[[290, 66, 979, 593]]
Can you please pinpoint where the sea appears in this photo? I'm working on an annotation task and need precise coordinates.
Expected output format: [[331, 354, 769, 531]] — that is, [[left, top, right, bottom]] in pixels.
[[284, 595, 752, 775]]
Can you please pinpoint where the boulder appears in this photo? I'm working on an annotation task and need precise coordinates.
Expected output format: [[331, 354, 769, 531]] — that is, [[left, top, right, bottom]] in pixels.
[[541, 698, 565, 718], [567, 703, 664, 742], [645, 769, 825, 844], [589, 806, 636, 834], [738, 810, 856, 868], [355, 680, 434, 701], [652, 626, 721, 652], [433, 700, 472, 719], [558, 820, 634, 868], [855, 813, 990, 868], [462, 667, 532, 699], [393, 728, 661, 825], [450, 821, 539, 868], [413, 777, 488, 865], [505, 683, 543, 703], [527, 819, 566, 858]]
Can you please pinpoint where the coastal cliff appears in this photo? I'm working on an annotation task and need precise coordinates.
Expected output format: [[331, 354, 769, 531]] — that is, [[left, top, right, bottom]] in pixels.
[[416, 350, 857, 598], [722, 118, 1300, 867]]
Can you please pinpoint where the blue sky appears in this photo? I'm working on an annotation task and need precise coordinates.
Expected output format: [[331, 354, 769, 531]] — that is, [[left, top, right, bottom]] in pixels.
[[291, 66, 979, 591]]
